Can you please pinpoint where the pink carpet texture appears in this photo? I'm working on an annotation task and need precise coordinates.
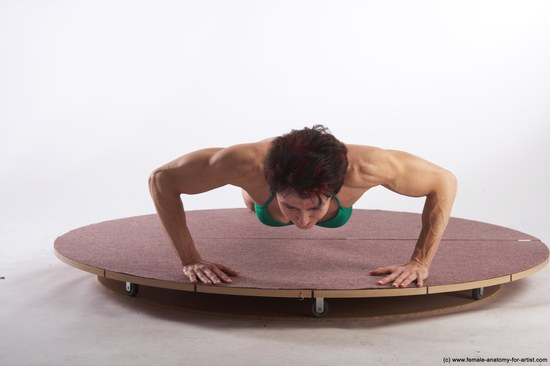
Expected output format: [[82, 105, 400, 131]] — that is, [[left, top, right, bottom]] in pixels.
[[54, 209, 549, 290]]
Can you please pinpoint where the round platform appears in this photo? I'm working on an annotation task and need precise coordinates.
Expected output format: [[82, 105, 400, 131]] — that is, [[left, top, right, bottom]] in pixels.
[[54, 209, 548, 317]]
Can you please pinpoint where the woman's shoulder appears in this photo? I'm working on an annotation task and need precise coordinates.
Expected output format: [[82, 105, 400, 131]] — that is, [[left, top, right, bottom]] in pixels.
[[214, 140, 270, 165], [345, 143, 383, 156], [344, 144, 393, 189], [209, 141, 270, 185]]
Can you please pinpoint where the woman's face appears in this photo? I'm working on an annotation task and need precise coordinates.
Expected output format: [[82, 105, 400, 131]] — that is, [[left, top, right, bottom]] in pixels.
[[276, 191, 332, 229]]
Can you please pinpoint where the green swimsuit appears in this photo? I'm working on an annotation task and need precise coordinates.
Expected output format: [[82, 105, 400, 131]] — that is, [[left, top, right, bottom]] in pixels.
[[254, 195, 353, 228]]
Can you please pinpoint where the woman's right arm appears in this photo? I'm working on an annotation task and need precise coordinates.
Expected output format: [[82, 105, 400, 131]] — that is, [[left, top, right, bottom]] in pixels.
[[148, 148, 240, 285]]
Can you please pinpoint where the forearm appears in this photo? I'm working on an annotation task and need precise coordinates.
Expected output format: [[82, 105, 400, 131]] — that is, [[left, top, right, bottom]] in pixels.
[[410, 216, 445, 268], [411, 173, 457, 267], [149, 170, 202, 265]]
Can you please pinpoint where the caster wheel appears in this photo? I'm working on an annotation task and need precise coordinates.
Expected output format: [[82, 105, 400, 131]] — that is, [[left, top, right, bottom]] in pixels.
[[472, 287, 484, 300], [311, 299, 329, 318], [125, 282, 139, 297]]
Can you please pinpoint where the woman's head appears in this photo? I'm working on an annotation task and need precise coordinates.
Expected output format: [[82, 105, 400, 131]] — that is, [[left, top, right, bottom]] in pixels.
[[265, 125, 348, 201]]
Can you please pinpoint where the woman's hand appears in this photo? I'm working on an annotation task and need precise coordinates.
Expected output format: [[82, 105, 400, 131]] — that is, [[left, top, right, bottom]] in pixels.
[[183, 260, 239, 285], [370, 261, 428, 288]]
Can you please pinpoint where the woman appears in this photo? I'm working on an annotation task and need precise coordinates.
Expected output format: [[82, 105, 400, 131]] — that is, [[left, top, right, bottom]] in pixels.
[[149, 125, 457, 288]]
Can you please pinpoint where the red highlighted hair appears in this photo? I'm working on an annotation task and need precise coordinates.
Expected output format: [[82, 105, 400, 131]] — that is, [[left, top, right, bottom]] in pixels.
[[265, 125, 348, 199]]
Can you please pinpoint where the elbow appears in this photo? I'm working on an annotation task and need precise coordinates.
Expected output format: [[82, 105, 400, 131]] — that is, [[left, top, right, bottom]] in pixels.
[[429, 170, 457, 205], [444, 170, 458, 198], [148, 168, 170, 198]]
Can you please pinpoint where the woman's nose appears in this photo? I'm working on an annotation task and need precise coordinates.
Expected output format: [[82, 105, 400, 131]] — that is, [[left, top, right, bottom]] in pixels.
[[296, 212, 311, 226]]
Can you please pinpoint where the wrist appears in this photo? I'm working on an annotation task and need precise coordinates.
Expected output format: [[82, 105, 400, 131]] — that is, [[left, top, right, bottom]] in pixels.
[[181, 252, 202, 266], [410, 258, 429, 268]]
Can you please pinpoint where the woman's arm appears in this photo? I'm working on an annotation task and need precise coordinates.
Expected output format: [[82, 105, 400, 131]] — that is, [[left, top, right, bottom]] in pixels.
[[355, 147, 457, 288], [149, 147, 243, 285]]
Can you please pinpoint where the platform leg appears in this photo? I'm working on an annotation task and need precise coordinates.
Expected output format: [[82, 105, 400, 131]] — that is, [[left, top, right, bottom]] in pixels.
[[311, 297, 329, 317], [472, 287, 484, 300], [125, 282, 139, 297]]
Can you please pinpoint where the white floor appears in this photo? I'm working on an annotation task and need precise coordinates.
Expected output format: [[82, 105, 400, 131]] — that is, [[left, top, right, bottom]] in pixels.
[[1, 221, 549, 366]]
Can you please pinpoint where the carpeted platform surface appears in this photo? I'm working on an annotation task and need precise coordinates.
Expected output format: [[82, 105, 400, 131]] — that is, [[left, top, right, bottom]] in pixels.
[[54, 209, 549, 290]]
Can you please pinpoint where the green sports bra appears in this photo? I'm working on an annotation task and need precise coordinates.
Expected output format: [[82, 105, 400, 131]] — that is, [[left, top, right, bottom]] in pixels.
[[254, 195, 353, 228]]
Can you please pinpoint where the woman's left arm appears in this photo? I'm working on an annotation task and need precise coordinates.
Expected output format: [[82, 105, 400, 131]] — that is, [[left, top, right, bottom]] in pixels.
[[362, 149, 458, 288]]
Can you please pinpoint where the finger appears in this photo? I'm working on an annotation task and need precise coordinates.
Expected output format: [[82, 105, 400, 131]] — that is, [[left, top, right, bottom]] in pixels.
[[416, 276, 424, 287], [392, 271, 411, 287], [195, 269, 212, 285], [370, 266, 394, 276], [398, 273, 417, 288], [183, 267, 198, 284], [378, 271, 401, 285], [216, 264, 240, 277], [211, 266, 233, 283], [203, 268, 221, 285]]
